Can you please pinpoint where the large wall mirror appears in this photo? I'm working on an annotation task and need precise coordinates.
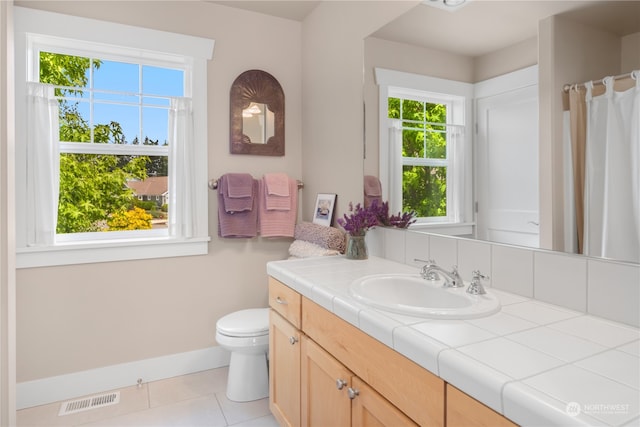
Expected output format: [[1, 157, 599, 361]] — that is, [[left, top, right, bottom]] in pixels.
[[230, 69, 284, 156], [364, 0, 640, 264]]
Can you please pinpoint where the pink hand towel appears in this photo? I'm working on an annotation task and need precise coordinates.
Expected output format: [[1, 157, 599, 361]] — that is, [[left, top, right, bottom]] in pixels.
[[363, 175, 383, 208], [264, 172, 290, 196], [264, 173, 291, 211], [364, 175, 382, 196], [258, 177, 298, 237]]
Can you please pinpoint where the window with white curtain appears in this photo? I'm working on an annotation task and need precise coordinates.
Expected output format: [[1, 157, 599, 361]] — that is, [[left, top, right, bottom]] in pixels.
[[14, 7, 214, 267], [375, 68, 473, 228]]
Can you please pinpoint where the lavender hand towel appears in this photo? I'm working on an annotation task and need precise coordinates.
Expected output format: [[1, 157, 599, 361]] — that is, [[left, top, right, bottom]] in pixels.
[[218, 179, 259, 238], [220, 174, 254, 213]]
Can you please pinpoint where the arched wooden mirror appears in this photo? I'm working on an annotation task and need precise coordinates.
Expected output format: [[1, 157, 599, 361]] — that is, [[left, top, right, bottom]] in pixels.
[[230, 69, 284, 156]]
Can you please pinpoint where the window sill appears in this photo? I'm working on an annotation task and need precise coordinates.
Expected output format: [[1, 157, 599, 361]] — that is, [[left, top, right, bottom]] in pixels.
[[408, 222, 474, 237], [16, 236, 211, 268]]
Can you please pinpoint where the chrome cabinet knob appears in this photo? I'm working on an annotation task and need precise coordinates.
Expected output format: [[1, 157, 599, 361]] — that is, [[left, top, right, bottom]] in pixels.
[[289, 336, 298, 345], [348, 387, 360, 400], [336, 379, 347, 390]]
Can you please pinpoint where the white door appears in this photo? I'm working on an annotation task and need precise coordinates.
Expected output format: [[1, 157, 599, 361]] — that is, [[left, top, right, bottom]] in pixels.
[[475, 71, 539, 248]]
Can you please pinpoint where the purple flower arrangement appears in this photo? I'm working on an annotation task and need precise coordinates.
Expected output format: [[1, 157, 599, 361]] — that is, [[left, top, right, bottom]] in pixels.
[[337, 200, 416, 236], [337, 202, 379, 236]]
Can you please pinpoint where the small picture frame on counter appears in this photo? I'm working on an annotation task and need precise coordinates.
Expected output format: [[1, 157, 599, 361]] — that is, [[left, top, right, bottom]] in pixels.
[[313, 193, 337, 227]]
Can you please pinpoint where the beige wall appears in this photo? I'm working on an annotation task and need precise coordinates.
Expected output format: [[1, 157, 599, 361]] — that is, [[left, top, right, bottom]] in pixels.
[[363, 37, 474, 178], [301, 1, 418, 221], [1, 1, 16, 423], [14, 0, 420, 387], [622, 32, 640, 71], [473, 36, 538, 82], [15, 0, 303, 383]]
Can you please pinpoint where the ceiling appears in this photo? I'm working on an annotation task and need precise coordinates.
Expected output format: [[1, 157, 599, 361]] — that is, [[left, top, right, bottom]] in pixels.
[[211, 0, 640, 57]]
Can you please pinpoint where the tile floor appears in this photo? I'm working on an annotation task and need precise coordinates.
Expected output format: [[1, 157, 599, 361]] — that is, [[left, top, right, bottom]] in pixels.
[[17, 367, 279, 427]]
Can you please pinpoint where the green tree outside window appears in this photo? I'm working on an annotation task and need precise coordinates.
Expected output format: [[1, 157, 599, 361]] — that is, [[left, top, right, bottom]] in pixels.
[[389, 97, 448, 218]]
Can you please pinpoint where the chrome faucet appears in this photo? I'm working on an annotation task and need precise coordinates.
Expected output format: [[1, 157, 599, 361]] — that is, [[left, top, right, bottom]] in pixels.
[[416, 259, 463, 288], [467, 270, 489, 295]]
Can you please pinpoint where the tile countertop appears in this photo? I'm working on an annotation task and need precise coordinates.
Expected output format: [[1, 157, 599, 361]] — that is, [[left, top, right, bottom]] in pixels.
[[266, 256, 640, 427]]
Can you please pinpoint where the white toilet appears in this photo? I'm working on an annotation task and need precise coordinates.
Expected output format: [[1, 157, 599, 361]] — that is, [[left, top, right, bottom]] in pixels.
[[215, 308, 270, 402]]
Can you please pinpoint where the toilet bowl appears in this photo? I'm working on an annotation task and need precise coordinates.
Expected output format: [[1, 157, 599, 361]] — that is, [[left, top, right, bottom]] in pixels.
[[215, 308, 270, 402]]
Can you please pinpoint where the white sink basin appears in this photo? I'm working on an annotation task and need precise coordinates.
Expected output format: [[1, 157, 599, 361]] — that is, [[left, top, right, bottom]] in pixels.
[[349, 273, 501, 319]]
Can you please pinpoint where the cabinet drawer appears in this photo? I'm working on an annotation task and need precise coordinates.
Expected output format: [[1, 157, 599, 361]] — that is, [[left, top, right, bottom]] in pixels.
[[269, 277, 302, 329], [302, 297, 445, 427]]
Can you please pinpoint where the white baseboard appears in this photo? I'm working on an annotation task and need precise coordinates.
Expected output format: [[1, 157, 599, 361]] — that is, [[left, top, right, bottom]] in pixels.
[[17, 346, 230, 410]]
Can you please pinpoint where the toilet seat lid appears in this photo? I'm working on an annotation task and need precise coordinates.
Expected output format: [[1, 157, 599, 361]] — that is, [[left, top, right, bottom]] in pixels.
[[216, 308, 269, 337]]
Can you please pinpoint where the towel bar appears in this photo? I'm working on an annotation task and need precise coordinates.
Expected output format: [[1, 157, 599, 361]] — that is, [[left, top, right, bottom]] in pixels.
[[209, 177, 303, 190]]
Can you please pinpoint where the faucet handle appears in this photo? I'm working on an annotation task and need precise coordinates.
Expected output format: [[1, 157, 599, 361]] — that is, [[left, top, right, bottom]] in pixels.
[[468, 270, 489, 295], [472, 270, 489, 281]]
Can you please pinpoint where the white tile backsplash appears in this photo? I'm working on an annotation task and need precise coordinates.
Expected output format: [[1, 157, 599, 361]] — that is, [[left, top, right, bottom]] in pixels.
[[587, 259, 640, 327], [377, 229, 639, 328], [428, 235, 458, 269], [491, 244, 534, 297], [534, 251, 587, 312], [457, 239, 491, 282], [383, 227, 406, 263], [404, 231, 430, 266]]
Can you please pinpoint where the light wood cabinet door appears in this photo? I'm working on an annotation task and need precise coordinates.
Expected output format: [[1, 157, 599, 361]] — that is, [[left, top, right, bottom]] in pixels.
[[351, 377, 419, 427], [446, 384, 518, 427], [301, 336, 352, 427], [269, 310, 301, 427], [302, 297, 445, 427]]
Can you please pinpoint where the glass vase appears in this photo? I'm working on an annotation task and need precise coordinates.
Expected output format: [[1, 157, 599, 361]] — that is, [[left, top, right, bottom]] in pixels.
[[346, 235, 368, 260]]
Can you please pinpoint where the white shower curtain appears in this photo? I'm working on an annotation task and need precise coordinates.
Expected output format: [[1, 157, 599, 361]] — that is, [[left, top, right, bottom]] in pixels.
[[583, 72, 640, 263], [26, 82, 60, 246]]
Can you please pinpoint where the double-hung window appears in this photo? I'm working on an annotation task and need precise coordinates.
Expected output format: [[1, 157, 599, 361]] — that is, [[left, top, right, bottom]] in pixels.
[[376, 68, 473, 228], [14, 7, 214, 267]]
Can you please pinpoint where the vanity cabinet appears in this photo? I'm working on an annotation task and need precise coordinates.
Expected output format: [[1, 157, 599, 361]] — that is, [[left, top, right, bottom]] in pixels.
[[268, 278, 302, 427], [268, 277, 517, 427], [446, 384, 518, 427], [301, 336, 417, 427], [269, 310, 301, 427]]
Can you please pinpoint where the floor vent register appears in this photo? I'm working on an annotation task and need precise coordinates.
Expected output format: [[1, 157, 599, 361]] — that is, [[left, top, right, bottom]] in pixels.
[[58, 391, 120, 416]]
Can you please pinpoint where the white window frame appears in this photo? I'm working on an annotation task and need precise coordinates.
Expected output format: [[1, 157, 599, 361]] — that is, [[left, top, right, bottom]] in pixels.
[[375, 68, 474, 230], [14, 7, 214, 268]]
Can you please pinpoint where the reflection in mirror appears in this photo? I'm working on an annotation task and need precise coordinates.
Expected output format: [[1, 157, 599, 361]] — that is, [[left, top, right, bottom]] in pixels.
[[230, 69, 284, 156], [242, 102, 274, 144], [363, 1, 640, 264]]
